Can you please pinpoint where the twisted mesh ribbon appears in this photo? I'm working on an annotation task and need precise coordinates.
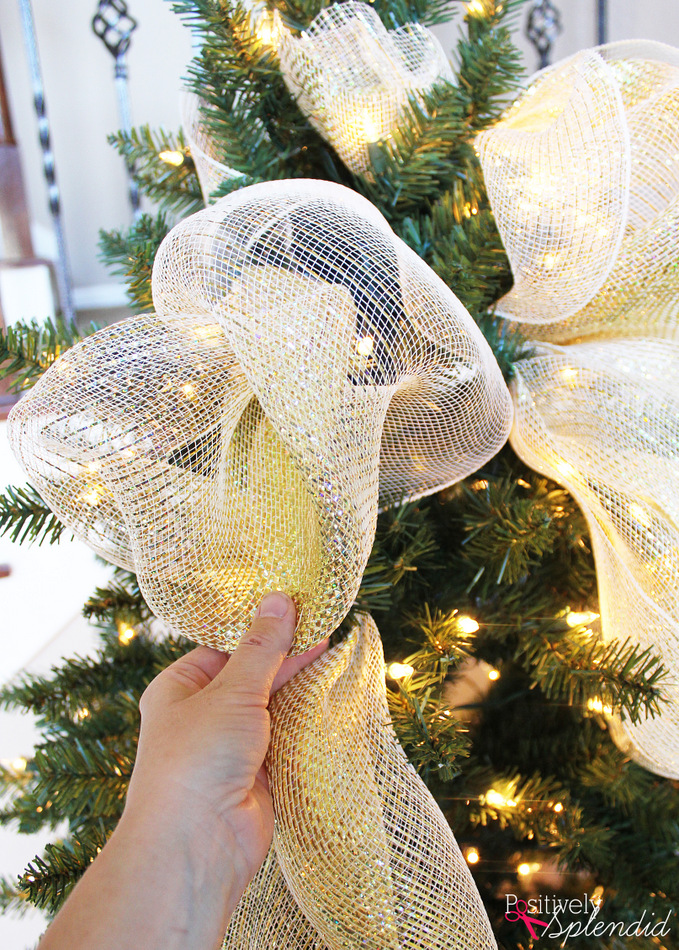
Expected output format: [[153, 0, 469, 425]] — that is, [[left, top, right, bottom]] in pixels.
[[476, 41, 679, 776], [224, 614, 495, 949], [278, 1, 452, 176], [8, 179, 509, 944], [180, 90, 243, 204]]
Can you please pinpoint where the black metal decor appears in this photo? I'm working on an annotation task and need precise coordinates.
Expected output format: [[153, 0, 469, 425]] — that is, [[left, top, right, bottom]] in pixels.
[[597, 0, 608, 45], [18, 0, 76, 325], [526, 0, 563, 70], [92, 0, 140, 216]]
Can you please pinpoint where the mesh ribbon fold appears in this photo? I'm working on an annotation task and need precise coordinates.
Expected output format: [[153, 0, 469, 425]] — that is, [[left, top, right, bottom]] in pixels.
[[477, 41, 679, 776], [8, 177, 508, 944], [9, 179, 511, 655], [224, 614, 496, 949], [278, 1, 453, 176]]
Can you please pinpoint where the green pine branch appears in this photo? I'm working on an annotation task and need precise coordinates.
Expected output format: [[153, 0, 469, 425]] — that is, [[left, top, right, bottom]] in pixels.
[[16, 825, 109, 914], [0, 484, 67, 546], [83, 569, 151, 628], [98, 212, 171, 312], [0, 318, 86, 392], [108, 126, 204, 214], [518, 627, 667, 725]]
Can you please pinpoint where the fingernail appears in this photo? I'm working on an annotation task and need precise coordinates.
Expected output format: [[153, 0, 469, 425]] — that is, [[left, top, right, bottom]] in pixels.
[[257, 591, 292, 618]]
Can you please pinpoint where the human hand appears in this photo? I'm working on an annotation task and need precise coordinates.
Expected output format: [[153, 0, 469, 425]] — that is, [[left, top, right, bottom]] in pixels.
[[123, 591, 328, 914]]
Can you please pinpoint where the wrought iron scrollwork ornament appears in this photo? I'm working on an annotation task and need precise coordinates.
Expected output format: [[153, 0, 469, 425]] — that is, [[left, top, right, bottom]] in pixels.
[[92, 1, 140, 215], [526, 0, 563, 69]]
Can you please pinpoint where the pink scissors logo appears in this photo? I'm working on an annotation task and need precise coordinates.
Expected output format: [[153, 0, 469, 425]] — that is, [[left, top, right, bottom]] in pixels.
[[505, 900, 550, 939]]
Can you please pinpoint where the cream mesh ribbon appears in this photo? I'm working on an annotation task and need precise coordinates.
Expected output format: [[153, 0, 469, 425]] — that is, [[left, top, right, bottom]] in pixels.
[[476, 42, 679, 777], [512, 341, 679, 779], [278, 1, 453, 177], [224, 614, 495, 949], [8, 178, 507, 943], [180, 90, 243, 204], [476, 41, 679, 341], [9, 180, 511, 654]]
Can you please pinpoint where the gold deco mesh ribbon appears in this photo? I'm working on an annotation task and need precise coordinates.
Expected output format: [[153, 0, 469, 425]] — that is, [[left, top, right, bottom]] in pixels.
[[8, 178, 508, 945], [476, 41, 679, 342], [224, 614, 496, 950], [278, 1, 453, 177], [476, 42, 679, 777], [511, 341, 679, 778], [180, 90, 243, 204], [8, 177, 512, 657]]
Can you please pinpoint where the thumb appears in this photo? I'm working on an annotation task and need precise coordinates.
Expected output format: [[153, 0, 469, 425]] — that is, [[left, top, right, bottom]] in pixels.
[[214, 591, 296, 704]]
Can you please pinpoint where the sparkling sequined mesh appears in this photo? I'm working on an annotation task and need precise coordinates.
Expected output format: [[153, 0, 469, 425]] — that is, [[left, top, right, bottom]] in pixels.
[[511, 342, 679, 779], [476, 41, 679, 778], [278, 2, 453, 177], [8, 179, 511, 655], [223, 615, 496, 950], [180, 90, 242, 204], [476, 41, 679, 341]]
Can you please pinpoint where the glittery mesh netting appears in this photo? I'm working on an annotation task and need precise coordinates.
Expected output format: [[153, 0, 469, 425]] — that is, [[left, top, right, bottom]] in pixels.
[[477, 40, 679, 778], [223, 614, 496, 949], [511, 340, 679, 779], [476, 41, 679, 342], [180, 90, 242, 204], [8, 178, 511, 655], [278, 2, 452, 176]]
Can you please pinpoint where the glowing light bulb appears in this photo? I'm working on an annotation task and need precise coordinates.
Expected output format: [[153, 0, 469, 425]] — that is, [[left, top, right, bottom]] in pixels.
[[388, 662, 415, 680], [81, 485, 104, 506], [517, 862, 531, 876], [485, 789, 517, 808], [253, 9, 285, 48], [553, 802, 564, 813], [356, 335, 374, 356], [565, 609, 600, 628], [457, 616, 479, 634], [466, 848, 480, 864], [75, 707, 90, 722], [181, 382, 196, 399], [629, 503, 651, 528], [117, 622, 136, 646], [560, 366, 577, 381], [360, 110, 380, 144], [159, 150, 185, 167], [555, 459, 576, 479], [587, 697, 613, 716], [466, 0, 487, 15], [542, 252, 557, 270], [471, 479, 488, 490], [488, 668, 500, 681]]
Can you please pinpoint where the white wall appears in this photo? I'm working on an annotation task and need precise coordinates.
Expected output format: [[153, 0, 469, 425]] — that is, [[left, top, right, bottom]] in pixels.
[[0, 0, 193, 307], [1, 1, 678, 308]]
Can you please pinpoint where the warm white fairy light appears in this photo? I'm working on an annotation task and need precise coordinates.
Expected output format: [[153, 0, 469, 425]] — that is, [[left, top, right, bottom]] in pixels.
[[159, 150, 185, 167], [553, 802, 564, 813], [80, 485, 104, 507], [117, 622, 136, 645], [628, 502, 652, 528], [517, 862, 531, 876], [457, 616, 480, 634], [488, 668, 500, 681], [388, 662, 415, 680], [587, 697, 613, 716], [466, 848, 480, 864], [485, 788, 517, 808], [356, 335, 375, 356], [252, 8, 286, 49], [565, 608, 600, 627]]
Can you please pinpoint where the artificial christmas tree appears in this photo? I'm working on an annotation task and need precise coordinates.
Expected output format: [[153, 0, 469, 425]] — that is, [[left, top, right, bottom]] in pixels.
[[1, 1, 678, 947]]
